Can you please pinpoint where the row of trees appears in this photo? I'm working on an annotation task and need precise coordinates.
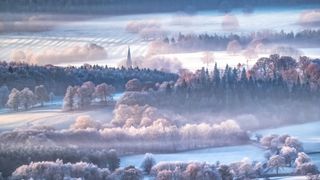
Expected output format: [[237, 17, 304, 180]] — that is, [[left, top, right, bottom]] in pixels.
[[130, 55, 320, 111], [259, 134, 319, 175], [63, 81, 115, 111], [11, 160, 143, 180], [160, 29, 320, 54], [0, 145, 121, 178], [5, 85, 51, 111], [141, 135, 318, 179], [0, 61, 178, 95], [3, 134, 318, 179]]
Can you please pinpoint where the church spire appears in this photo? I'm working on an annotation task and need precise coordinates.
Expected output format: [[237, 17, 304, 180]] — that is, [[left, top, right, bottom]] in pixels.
[[126, 46, 132, 68]]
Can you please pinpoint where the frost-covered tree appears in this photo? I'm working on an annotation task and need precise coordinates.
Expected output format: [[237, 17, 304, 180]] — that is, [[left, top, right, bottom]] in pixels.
[[34, 85, 49, 106], [285, 137, 303, 152], [6, 88, 20, 111], [141, 153, 156, 174], [70, 115, 101, 130], [107, 149, 120, 172], [125, 78, 142, 91], [267, 155, 286, 175], [294, 152, 319, 175], [95, 83, 115, 102], [111, 165, 143, 180], [63, 86, 78, 111], [295, 162, 319, 175], [218, 165, 233, 180], [156, 170, 175, 180], [184, 163, 221, 180], [230, 159, 257, 179], [295, 152, 311, 166], [76, 81, 95, 108], [280, 146, 297, 167], [19, 88, 36, 110], [11, 159, 111, 180], [0, 85, 9, 108]]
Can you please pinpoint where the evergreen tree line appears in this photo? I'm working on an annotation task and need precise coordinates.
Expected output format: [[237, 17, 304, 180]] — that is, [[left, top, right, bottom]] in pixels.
[[162, 29, 320, 52], [0, 61, 178, 96], [155, 55, 320, 111]]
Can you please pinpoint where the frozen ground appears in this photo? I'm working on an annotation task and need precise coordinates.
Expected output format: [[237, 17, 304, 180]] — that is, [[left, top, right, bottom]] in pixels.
[[121, 145, 264, 168], [257, 121, 320, 169], [0, 93, 123, 131], [257, 121, 320, 153], [0, 106, 113, 131]]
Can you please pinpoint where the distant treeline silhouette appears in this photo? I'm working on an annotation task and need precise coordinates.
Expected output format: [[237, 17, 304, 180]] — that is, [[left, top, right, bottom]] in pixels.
[[162, 30, 320, 52]]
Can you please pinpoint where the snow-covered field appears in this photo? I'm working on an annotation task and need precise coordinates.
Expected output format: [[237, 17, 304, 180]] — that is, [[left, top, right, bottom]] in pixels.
[[0, 106, 113, 131], [257, 121, 320, 153], [257, 121, 320, 169], [0, 93, 123, 131], [121, 145, 264, 168]]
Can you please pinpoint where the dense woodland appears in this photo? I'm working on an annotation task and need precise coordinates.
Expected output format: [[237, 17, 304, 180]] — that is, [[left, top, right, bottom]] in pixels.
[[1, 55, 320, 178], [0, 62, 178, 95], [0, 0, 318, 14], [117, 54, 320, 110]]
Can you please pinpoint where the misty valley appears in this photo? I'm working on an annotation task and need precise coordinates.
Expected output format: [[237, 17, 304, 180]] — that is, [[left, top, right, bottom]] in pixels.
[[0, 0, 320, 180]]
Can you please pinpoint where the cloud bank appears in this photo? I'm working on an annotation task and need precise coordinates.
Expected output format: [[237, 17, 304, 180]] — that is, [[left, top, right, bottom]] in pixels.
[[298, 10, 320, 27], [10, 43, 107, 65], [118, 56, 182, 73]]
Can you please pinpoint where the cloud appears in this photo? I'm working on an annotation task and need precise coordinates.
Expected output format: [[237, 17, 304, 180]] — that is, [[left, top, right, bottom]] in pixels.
[[298, 10, 320, 27], [118, 56, 182, 73], [221, 14, 239, 31], [125, 20, 166, 40], [126, 20, 160, 33], [0, 13, 93, 33], [10, 43, 107, 65], [0, 14, 54, 33], [271, 46, 303, 60]]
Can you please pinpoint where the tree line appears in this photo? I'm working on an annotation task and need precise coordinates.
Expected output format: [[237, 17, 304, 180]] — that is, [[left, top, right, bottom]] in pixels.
[[0, 62, 178, 96], [162, 29, 320, 53], [145, 55, 320, 112], [63, 81, 115, 111], [1, 84, 52, 111]]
